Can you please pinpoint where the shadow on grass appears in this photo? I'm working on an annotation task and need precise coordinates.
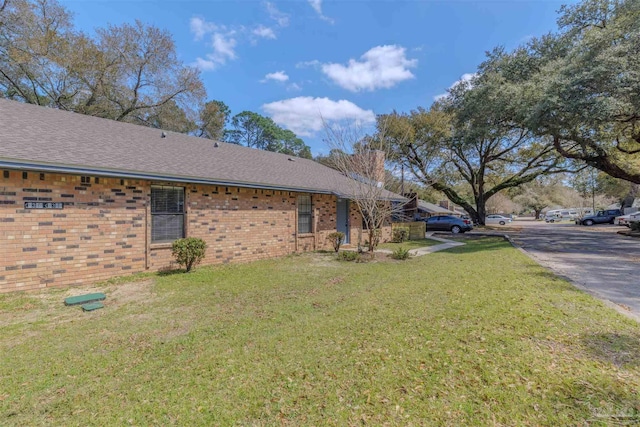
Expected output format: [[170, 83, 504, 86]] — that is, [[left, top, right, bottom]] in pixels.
[[439, 236, 510, 254], [519, 264, 585, 292], [157, 268, 186, 277], [581, 332, 640, 368]]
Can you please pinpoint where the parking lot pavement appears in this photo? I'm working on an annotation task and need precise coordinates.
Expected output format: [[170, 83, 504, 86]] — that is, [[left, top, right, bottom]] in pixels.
[[503, 219, 640, 321]]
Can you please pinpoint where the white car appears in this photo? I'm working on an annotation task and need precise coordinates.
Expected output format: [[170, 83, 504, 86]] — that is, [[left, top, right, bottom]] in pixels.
[[615, 212, 640, 227], [485, 215, 512, 225]]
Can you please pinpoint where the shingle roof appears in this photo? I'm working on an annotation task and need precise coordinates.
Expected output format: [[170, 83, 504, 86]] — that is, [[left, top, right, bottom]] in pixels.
[[0, 99, 403, 200], [417, 200, 455, 214]]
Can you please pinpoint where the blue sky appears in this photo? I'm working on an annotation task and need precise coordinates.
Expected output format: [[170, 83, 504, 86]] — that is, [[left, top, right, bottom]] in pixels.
[[61, 0, 574, 155]]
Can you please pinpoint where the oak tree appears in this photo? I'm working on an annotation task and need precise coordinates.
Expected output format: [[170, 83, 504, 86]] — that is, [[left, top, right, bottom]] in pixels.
[[494, 0, 640, 183]]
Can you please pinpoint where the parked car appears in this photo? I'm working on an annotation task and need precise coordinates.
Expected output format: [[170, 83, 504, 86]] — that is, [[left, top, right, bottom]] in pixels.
[[424, 215, 473, 234], [460, 215, 478, 226], [615, 212, 640, 227], [579, 209, 623, 226], [485, 215, 512, 225]]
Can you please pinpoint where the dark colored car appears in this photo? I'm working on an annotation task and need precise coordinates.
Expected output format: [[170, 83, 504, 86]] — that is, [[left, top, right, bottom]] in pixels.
[[424, 215, 473, 234], [579, 209, 623, 226]]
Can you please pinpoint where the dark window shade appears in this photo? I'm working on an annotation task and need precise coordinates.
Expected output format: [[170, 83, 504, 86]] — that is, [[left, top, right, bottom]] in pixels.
[[151, 186, 185, 242], [152, 214, 184, 242], [151, 187, 184, 214], [298, 195, 312, 234]]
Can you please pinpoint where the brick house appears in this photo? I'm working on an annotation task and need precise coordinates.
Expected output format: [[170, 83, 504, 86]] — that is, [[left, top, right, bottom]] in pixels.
[[0, 100, 402, 292]]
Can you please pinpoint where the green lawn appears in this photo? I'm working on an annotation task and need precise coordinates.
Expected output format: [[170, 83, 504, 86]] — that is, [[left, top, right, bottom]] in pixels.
[[2, 237, 640, 425], [377, 238, 441, 250]]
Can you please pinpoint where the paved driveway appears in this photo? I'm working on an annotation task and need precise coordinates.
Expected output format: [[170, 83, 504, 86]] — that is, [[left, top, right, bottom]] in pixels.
[[503, 219, 640, 320]]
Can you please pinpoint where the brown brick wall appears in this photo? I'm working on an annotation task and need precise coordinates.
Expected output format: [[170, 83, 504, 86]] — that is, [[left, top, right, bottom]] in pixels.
[[0, 171, 146, 292], [147, 185, 299, 270], [0, 170, 387, 293], [344, 203, 392, 249]]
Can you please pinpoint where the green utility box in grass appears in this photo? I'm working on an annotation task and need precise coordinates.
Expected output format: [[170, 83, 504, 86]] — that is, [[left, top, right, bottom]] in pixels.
[[81, 302, 104, 311], [64, 293, 106, 306]]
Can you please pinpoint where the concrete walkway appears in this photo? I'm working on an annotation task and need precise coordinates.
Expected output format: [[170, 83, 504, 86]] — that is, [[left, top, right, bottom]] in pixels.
[[376, 232, 465, 257]]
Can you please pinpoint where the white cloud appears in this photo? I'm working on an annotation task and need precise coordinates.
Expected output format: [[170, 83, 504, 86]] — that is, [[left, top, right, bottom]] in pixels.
[[253, 25, 276, 39], [321, 45, 417, 92], [265, 2, 289, 27], [263, 71, 289, 83], [308, 0, 322, 14], [192, 57, 216, 71], [190, 17, 220, 41], [296, 60, 320, 69], [308, 0, 334, 23], [262, 97, 375, 136], [287, 82, 302, 91], [212, 33, 237, 63], [192, 32, 237, 70], [433, 73, 476, 101], [190, 13, 280, 71]]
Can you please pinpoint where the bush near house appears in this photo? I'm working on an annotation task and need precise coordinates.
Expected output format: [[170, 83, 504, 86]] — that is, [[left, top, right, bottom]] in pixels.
[[171, 237, 207, 272], [337, 250, 360, 262], [391, 227, 409, 243], [326, 232, 346, 253]]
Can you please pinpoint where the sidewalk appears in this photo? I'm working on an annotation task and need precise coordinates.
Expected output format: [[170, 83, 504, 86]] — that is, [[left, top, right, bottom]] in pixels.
[[375, 232, 465, 257]]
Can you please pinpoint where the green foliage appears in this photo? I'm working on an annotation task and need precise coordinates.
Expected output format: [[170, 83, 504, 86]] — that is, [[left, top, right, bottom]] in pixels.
[[492, 0, 640, 183], [390, 246, 411, 260], [378, 94, 571, 225], [326, 231, 345, 253], [513, 176, 566, 219], [171, 237, 207, 272], [391, 227, 409, 243], [225, 111, 312, 158], [337, 250, 360, 262]]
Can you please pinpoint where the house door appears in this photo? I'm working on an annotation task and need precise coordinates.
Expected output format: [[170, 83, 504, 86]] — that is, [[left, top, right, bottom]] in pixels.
[[337, 199, 350, 244]]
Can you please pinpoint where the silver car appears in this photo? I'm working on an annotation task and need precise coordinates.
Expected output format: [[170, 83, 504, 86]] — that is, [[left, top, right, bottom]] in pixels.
[[485, 215, 512, 225]]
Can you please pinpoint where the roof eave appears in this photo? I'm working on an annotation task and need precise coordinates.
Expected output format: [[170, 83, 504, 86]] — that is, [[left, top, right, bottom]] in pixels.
[[0, 160, 334, 195]]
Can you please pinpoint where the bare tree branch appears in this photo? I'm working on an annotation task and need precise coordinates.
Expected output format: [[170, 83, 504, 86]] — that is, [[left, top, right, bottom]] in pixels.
[[323, 119, 407, 255]]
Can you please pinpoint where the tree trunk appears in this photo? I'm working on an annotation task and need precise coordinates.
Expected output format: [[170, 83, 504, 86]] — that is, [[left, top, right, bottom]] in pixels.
[[534, 208, 542, 220], [475, 203, 487, 226], [474, 193, 487, 226]]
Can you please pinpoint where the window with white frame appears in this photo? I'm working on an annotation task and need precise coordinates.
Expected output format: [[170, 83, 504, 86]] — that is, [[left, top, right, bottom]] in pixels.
[[297, 195, 312, 234], [151, 186, 185, 242]]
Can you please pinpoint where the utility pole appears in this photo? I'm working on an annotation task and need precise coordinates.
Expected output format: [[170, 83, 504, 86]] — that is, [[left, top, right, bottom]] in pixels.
[[591, 168, 596, 212]]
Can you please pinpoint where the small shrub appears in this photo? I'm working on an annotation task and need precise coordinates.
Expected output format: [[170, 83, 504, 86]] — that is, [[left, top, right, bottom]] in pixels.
[[392, 228, 409, 243], [631, 221, 640, 232], [171, 237, 207, 272], [390, 246, 411, 260], [327, 231, 346, 252], [338, 250, 360, 262]]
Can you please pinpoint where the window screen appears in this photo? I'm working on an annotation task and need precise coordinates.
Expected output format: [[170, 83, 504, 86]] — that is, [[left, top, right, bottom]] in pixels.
[[297, 195, 312, 234], [151, 186, 185, 242]]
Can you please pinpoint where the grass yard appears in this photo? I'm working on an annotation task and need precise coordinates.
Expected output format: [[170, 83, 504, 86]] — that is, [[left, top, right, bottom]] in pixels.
[[2, 237, 640, 425], [377, 238, 441, 251]]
